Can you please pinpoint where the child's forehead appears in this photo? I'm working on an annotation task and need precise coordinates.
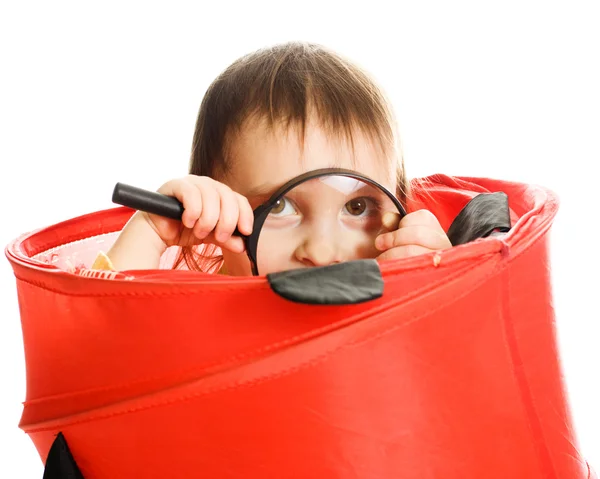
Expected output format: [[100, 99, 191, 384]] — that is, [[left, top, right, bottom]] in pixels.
[[226, 115, 396, 192]]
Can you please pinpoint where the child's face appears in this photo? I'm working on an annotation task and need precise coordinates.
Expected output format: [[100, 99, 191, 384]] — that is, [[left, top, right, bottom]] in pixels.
[[220, 116, 397, 276]]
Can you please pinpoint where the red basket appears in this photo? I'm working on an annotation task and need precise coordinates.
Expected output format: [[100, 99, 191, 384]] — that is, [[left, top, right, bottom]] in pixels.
[[5, 175, 595, 478]]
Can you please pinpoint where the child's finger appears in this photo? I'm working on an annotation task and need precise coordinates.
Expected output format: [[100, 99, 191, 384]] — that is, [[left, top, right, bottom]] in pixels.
[[204, 232, 246, 254], [158, 179, 202, 230], [376, 225, 451, 251], [219, 235, 247, 254], [377, 244, 433, 262], [381, 211, 401, 231], [236, 193, 254, 236], [213, 185, 240, 243], [399, 209, 443, 230], [193, 182, 220, 239]]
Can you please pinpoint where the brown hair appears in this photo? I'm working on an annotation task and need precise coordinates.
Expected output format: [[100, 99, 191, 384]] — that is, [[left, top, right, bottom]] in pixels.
[[175, 41, 409, 272]]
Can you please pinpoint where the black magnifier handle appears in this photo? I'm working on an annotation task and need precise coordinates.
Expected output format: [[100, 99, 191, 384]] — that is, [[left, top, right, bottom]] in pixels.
[[112, 183, 184, 221]]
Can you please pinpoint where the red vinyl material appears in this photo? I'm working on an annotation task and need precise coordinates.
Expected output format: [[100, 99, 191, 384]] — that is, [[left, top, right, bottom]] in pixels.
[[5, 174, 596, 478]]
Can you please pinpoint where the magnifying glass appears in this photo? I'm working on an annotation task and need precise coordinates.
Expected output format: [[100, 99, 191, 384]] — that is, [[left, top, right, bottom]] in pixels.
[[112, 168, 407, 275]]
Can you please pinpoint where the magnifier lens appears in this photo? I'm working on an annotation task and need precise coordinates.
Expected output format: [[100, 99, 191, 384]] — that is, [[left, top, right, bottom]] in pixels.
[[254, 174, 400, 275]]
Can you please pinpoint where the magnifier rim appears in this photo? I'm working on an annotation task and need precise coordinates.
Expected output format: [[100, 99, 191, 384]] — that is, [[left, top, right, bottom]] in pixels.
[[242, 168, 407, 275]]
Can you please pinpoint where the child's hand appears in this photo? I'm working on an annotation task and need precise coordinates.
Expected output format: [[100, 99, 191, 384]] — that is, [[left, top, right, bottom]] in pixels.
[[144, 175, 254, 253], [106, 176, 254, 271], [375, 209, 451, 262]]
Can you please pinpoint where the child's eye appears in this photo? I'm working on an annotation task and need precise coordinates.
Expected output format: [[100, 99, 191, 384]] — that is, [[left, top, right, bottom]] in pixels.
[[269, 197, 297, 217], [344, 197, 377, 216]]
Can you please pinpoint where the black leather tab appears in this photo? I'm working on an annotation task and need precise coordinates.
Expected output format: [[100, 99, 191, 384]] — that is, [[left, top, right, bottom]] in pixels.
[[267, 259, 384, 305], [446, 192, 511, 246], [43, 432, 84, 479]]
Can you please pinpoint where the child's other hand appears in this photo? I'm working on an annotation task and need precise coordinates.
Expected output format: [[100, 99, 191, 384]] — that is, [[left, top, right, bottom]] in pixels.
[[375, 209, 451, 261], [141, 175, 254, 254]]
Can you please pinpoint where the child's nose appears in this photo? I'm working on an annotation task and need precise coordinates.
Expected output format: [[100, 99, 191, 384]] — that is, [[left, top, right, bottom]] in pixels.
[[294, 233, 343, 268]]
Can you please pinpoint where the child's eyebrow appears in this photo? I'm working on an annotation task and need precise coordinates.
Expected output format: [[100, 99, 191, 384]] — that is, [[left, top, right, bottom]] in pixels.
[[244, 183, 279, 204], [243, 164, 345, 201]]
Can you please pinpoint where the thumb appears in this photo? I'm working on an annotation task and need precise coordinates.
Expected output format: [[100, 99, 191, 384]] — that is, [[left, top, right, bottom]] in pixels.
[[203, 231, 247, 254]]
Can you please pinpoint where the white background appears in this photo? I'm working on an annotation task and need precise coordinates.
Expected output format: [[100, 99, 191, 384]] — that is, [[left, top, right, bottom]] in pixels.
[[1, 1, 598, 476]]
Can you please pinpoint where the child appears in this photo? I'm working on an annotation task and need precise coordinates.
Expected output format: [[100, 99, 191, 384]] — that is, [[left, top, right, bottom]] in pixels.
[[101, 42, 451, 276]]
